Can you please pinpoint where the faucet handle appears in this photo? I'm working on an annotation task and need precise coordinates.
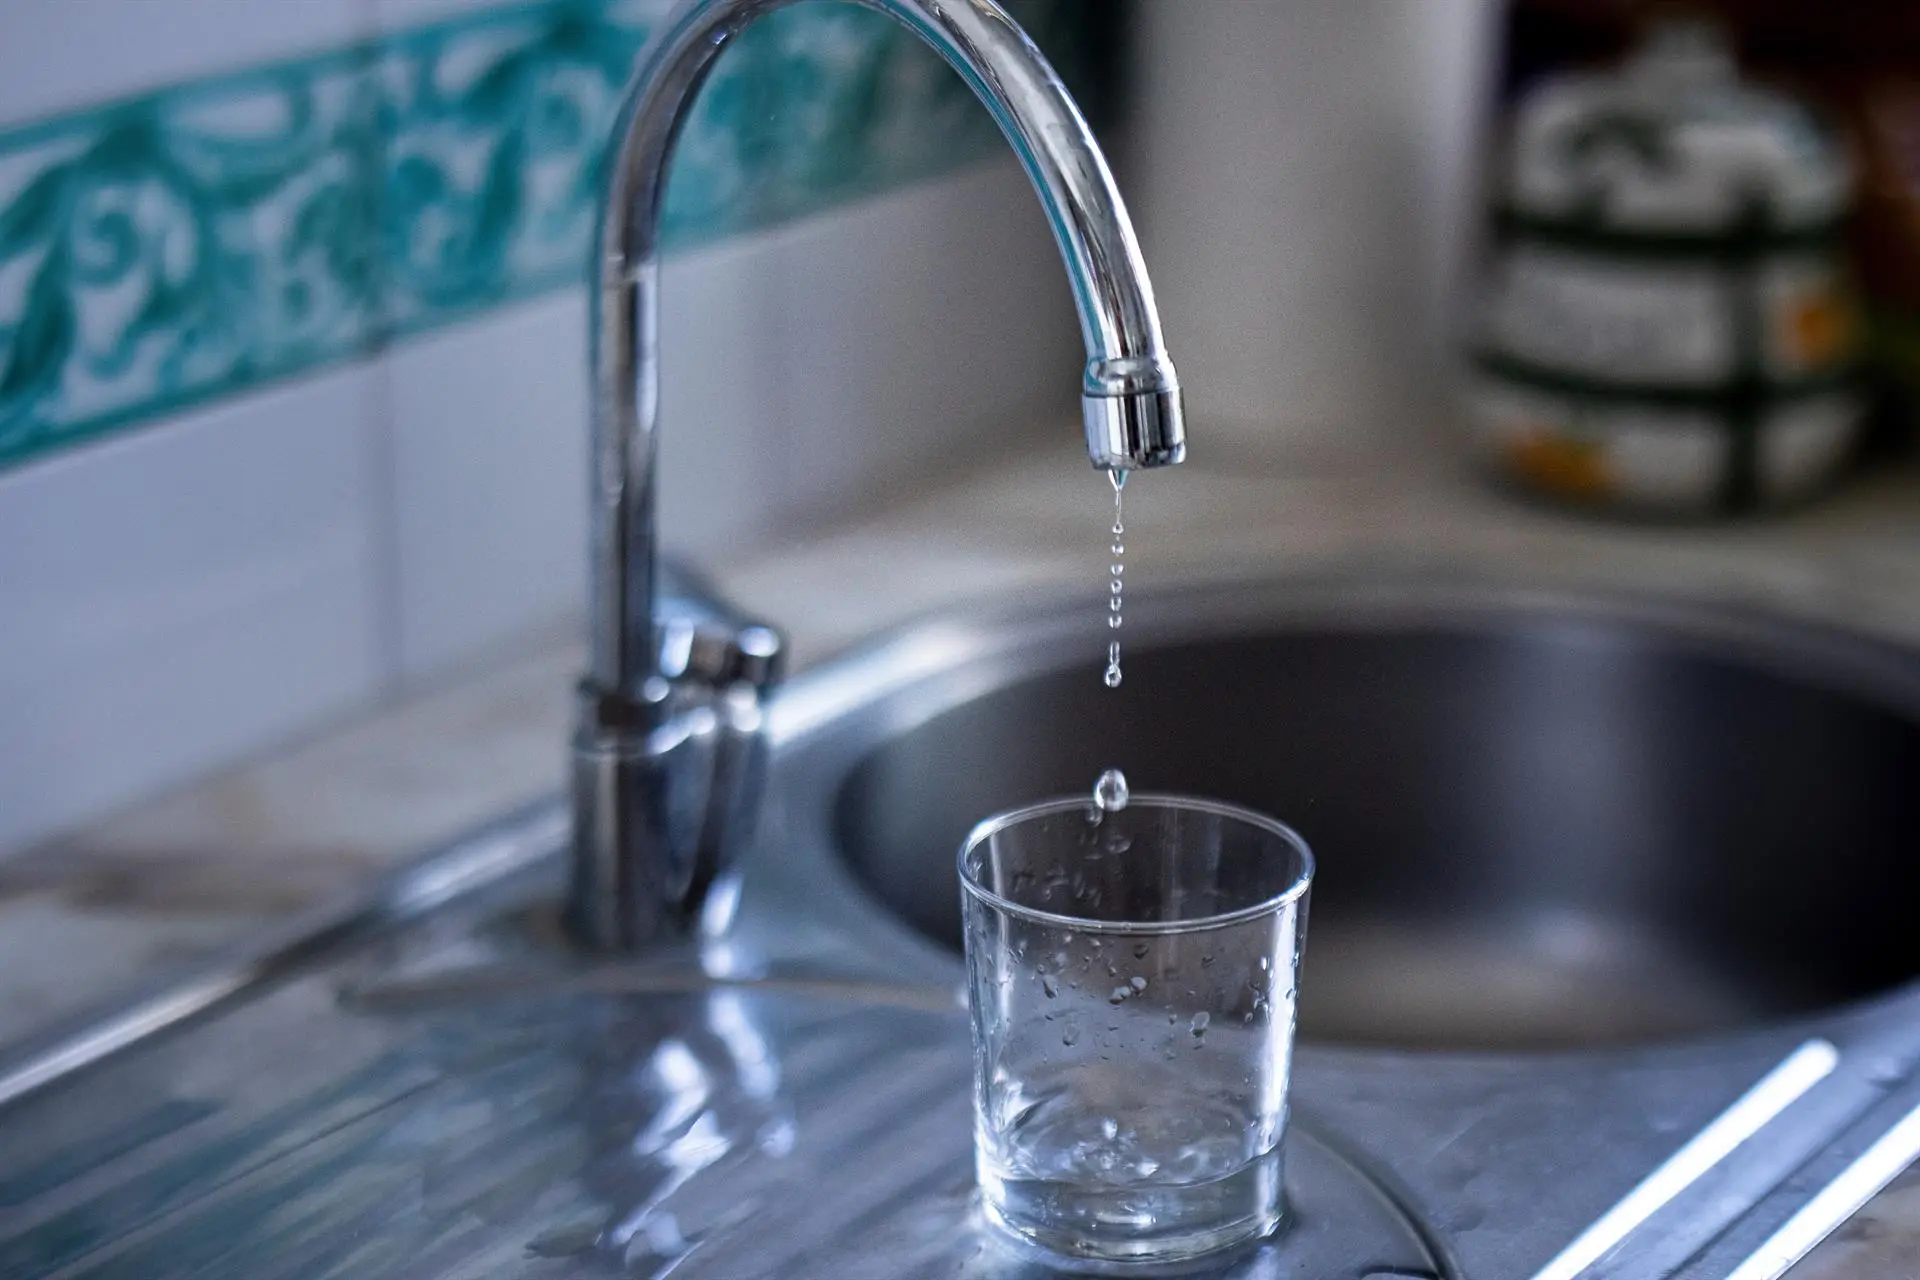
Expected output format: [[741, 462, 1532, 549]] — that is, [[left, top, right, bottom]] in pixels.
[[569, 599, 786, 952], [656, 613, 785, 692]]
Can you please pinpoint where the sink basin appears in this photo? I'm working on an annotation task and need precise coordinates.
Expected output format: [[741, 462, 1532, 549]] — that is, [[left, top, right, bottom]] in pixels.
[[822, 580, 1920, 1050]]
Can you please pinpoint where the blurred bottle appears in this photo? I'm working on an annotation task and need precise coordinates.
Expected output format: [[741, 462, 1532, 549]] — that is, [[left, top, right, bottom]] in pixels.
[[1130, 1, 1504, 455], [1728, 0, 1920, 460], [1468, 19, 1866, 515]]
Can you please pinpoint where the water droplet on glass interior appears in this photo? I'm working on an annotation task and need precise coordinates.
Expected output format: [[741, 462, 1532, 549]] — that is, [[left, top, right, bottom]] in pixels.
[[1092, 768, 1129, 812]]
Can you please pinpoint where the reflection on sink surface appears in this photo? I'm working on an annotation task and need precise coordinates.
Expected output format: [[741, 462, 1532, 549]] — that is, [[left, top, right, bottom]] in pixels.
[[828, 584, 1920, 1050]]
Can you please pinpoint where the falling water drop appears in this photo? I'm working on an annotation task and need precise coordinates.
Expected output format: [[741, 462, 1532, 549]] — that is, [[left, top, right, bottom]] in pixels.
[[1103, 470, 1125, 689], [1093, 768, 1130, 812]]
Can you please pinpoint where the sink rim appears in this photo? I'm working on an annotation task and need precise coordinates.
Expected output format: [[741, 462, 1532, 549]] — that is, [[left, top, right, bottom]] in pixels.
[[754, 569, 1920, 1057], [769, 571, 1920, 751]]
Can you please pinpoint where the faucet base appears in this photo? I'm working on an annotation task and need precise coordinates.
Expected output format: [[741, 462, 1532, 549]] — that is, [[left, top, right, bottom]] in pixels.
[[568, 664, 774, 953]]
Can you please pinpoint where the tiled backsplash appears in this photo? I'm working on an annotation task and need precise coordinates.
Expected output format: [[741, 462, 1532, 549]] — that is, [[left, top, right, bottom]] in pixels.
[[0, 0, 1101, 853], [0, 0, 1102, 469]]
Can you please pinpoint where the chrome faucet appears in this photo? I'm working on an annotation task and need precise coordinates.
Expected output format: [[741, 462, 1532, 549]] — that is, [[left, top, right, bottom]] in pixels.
[[569, 0, 1187, 951]]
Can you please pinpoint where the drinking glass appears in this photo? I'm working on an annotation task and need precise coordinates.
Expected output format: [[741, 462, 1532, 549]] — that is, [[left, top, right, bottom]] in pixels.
[[959, 794, 1313, 1271]]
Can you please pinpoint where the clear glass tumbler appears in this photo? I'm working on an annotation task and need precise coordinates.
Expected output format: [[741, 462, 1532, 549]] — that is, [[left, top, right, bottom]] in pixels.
[[959, 794, 1313, 1271]]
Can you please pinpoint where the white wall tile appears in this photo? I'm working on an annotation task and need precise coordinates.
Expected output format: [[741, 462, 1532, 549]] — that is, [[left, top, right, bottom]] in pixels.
[[384, 229, 789, 685], [0, 0, 374, 126], [655, 229, 797, 559], [384, 291, 592, 685], [384, 156, 1075, 688], [767, 157, 1079, 524], [0, 370, 388, 854]]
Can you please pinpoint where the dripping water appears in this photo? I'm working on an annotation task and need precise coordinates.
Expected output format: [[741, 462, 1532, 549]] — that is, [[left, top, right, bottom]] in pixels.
[[1095, 471, 1129, 817], [1105, 469, 1125, 688]]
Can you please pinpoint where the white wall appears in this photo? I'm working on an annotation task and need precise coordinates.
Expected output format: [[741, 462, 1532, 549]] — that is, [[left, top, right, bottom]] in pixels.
[[0, 152, 1077, 854], [384, 158, 1077, 686]]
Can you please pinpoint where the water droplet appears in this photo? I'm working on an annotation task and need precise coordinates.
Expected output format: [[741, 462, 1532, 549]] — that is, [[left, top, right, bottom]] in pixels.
[[1092, 769, 1129, 812], [1258, 956, 1270, 971], [1201, 954, 1215, 967], [1190, 1012, 1210, 1036], [1100, 476, 1126, 689], [1062, 1020, 1081, 1046], [1129, 975, 1147, 991], [1100, 1117, 1119, 1140], [1109, 987, 1130, 1004], [1041, 974, 1058, 998], [1131, 942, 1150, 959]]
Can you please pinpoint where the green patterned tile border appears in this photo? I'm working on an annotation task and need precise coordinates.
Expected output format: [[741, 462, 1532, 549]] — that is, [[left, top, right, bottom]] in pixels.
[[0, 0, 1108, 471]]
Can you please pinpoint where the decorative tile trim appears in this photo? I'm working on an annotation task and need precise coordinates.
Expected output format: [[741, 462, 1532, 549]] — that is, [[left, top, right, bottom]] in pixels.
[[0, 0, 1105, 471]]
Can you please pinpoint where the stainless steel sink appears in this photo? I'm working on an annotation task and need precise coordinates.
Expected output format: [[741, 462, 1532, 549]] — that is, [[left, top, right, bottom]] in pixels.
[[10, 576, 1920, 1279], [812, 578, 1920, 1050]]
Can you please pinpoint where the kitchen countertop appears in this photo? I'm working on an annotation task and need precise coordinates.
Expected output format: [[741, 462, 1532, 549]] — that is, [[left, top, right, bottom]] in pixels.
[[4, 427, 1919, 1274]]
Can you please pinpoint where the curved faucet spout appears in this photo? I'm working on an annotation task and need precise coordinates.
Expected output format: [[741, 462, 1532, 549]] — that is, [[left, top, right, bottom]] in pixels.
[[591, 0, 1184, 698], [573, 0, 1185, 950]]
